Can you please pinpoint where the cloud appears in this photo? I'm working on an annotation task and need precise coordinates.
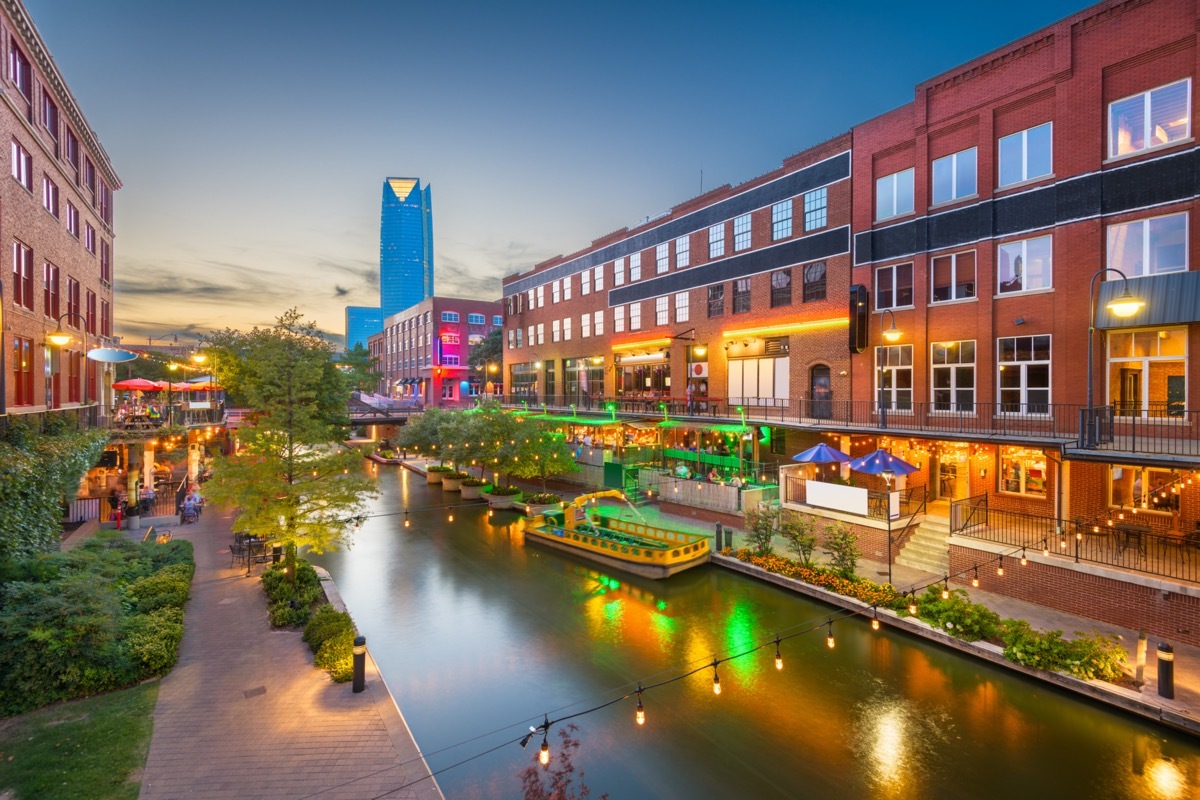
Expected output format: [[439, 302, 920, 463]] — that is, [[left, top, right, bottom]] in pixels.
[[334, 285, 350, 297]]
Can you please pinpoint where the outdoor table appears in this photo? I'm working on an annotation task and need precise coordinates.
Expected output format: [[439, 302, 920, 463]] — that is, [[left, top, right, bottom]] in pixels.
[[1114, 523, 1150, 557]]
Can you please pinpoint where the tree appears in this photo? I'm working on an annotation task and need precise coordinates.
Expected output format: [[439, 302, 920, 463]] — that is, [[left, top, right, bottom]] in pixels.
[[822, 521, 861, 578], [338, 342, 383, 394], [506, 419, 579, 491], [742, 504, 779, 556], [467, 327, 503, 372], [201, 310, 377, 584], [395, 407, 446, 462], [779, 513, 817, 566]]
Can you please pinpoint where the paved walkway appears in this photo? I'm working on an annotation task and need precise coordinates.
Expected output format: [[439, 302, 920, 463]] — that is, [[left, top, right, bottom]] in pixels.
[[136, 509, 443, 800]]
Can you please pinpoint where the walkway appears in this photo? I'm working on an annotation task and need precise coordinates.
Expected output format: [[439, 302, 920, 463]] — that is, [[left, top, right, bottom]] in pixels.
[[136, 508, 443, 800]]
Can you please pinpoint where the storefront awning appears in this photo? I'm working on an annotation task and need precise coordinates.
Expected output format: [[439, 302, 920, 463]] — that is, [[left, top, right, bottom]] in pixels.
[[547, 415, 619, 426], [708, 423, 751, 434], [625, 419, 660, 430]]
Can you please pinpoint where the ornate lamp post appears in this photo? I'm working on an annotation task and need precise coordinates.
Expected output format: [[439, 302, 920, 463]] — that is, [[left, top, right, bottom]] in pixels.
[[1086, 267, 1146, 415]]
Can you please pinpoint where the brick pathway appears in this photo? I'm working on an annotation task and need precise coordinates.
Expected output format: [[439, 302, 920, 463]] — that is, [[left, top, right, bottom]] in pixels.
[[138, 509, 443, 800]]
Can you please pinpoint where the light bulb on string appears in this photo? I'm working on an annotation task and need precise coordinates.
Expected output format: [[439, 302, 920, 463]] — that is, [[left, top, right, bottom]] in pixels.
[[1042, 541, 1050, 557], [941, 579, 950, 600], [826, 621, 835, 649], [871, 607, 881, 631], [712, 660, 722, 695], [539, 735, 550, 767], [971, 567, 979, 588], [404, 513, 410, 528], [996, 556, 1005, 577], [448, 513, 454, 522], [635, 687, 646, 726], [907, 594, 918, 615], [774, 637, 783, 670], [1020, 548, 1028, 567]]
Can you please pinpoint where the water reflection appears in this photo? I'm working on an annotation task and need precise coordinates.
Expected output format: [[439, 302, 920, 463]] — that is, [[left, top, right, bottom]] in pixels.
[[308, 469, 1200, 800]]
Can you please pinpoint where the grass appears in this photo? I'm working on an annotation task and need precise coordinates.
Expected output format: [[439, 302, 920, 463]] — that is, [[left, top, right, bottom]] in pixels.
[[0, 681, 158, 800]]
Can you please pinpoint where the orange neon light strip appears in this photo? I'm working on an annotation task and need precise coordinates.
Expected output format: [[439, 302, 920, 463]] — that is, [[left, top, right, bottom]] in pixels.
[[721, 318, 848, 339], [611, 337, 672, 352]]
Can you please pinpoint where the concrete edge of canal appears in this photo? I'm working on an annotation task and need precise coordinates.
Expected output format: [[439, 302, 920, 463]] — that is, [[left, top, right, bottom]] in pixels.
[[315, 565, 447, 800], [714, 554, 1200, 740]]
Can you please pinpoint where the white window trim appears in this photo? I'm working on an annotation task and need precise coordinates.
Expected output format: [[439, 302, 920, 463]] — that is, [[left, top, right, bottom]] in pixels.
[[1105, 326, 1189, 419], [996, 334, 1053, 417], [931, 147, 978, 207], [998, 123, 1053, 188], [875, 263, 914, 311], [1106, 211, 1189, 278], [997, 235, 1054, 295], [1107, 78, 1192, 162], [708, 223, 725, 259], [930, 340, 976, 415], [875, 168, 915, 222]]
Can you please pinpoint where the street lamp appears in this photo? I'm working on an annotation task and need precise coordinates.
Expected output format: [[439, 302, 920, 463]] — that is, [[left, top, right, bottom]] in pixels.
[[1087, 267, 1146, 415], [882, 468, 896, 586], [47, 312, 92, 410], [878, 309, 902, 429]]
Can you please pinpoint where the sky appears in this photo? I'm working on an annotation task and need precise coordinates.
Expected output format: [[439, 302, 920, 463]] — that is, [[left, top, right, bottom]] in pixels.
[[25, 0, 1093, 347]]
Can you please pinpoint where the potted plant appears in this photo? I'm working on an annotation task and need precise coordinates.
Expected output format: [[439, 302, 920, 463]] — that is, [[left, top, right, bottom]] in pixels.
[[442, 471, 470, 491], [461, 477, 489, 499], [426, 464, 452, 484], [525, 492, 564, 518], [484, 484, 521, 510]]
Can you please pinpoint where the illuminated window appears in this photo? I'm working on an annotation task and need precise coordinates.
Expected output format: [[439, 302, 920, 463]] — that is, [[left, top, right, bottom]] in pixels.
[[1109, 465, 1181, 513], [875, 345, 913, 412], [998, 335, 1051, 414], [1109, 78, 1190, 158], [1107, 213, 1187, 278], [999, 447, 1047, 498], [1107, 328, 1187, 418], [931, 340, 975, 412]]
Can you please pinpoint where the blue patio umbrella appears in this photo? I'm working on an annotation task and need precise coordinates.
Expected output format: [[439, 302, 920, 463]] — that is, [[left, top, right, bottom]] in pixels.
[[791, 442, 852, 464], [849, 449, 920, 477]]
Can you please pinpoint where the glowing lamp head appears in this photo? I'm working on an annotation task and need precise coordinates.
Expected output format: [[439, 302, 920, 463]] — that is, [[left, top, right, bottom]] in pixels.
[[908, 601, 918, 615], [635, 698, 645, 726], [1106, 290, 1145, 319], [191, 352, 207, 364], [712, 674, 722, 695], [826, 630, 835, 649], [882, 323, 902, 343], [47, 330, 72, 347], [871, 617, 881, 631], [539, 739, 550, 766]]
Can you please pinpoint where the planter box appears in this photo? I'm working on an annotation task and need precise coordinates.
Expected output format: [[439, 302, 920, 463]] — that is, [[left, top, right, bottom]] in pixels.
[[442, 476, 464, 491], [426, 470, 445, 484], [485, 492, 521, 510], [461, 483, 487, 499]]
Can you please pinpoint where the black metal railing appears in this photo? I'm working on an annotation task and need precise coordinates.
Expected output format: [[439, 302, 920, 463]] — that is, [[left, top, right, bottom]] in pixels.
[[498, 395, 1199, 457], [782, 476, 926, 522], [955, 505, 1200, 584], [950, 493, 989, 533]]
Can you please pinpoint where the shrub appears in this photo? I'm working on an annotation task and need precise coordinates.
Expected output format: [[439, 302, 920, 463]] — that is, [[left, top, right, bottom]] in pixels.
[[261, 560, 321, 627], [728, 549, 900, 608], [1063, 631, 1129, 681], [822, 521, 861, 578], [1000, 621, 1128, 680], [779, 514, 817, 567], [147, 539, 195, 569], [303, 604, 354, 654], [126, 606, 184, 675], [910, 586, 1002, 642], [314, 630, 356, 682], [269, 601, 311, 627], [742, 505, 779, 556], [1001, 619, 1072, 671], [126, 563, 193, 613], [487, 485, 521, 496], [447, 471, 470, 480], [462, 477, 489, 487], [427, 464, 454, 473], [527, 493, 562, 504]]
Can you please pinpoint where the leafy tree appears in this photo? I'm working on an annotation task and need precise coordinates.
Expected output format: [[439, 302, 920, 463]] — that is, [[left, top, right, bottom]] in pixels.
[[822, 521, 861, 578], [742, 504, 779, 556], [200, 310, 377, 584], [467, 327, 503, 373], [338, 342, 383, 394], [506, 418, 579, 491], [779, 513, 817, 566], [395, 407, 446, 461]]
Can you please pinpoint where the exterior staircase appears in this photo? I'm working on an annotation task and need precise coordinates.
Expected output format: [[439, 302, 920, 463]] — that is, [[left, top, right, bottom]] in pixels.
[[895, 512, 951, 575]]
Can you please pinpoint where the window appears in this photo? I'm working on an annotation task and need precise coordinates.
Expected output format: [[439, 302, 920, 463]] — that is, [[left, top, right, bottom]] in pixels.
[[726, 351, 790, 404], [84, 223, 95, 254], [552, 280, 561, 303], [86, 290, 96, 334], [508, 329, 516, 349], [876, 344, 913, 411], [12, 336, 32, 405], [876, 168, 914, 220], [100, 299, 110, 337], [527, 289, 534, 309], [998, 335, 1051, 413], [613, 258, 625, 286], [66, 276, 80, 321], [563, 276, 571, 301], [581, 313, 591, 338], [65, 128, 79, 182], [674, 292, 689, 323], [99, 181, 112, 226], [467, 313, 485, 324], [708, 223, 725, 258], [804, 188, 827, 231], [1107, 212, 1187, 277], [614, 305, 625, 333], [732, 278, 751, 314], [875, 263, 913, 310], [655, 296, 669, 326], [707, 285, 724, 317], [41, 175, 58, 217], [999, 123, 1052, 187], [770, 269, 791, 307], [12, 241, 33, 310], [1000, 447, 1048, 498], [536, 323, 544, 345], [581, 268, 591, 295], [932, 340, 975, 411], [772, 200, 792, 240], [629, 302, 641, 331], [803, 262, 827, 303], [443, 355, 460, 366], [66, 203, 78, 238], [493, 315, 503, 326], [563, 317, 571, 341], [84, 156, 95, 201], [536, 285, 544, 307], [593, 310, 603, 336], [9, 39, 29, 98], [931, 147, 977, 205], [676, 235, 690, 268], [441, 311, 460, 322], [998, 235, 1052, 293], [629, 253, 641, 282], [1110, 464, 1180, 512], [11, 139, 31, 190], [441, 332, 460, 345], [43, 261, 59, 318], [656, 242, 670, 273], [1109, 78, 1191, 158], [552, 320, 560, 342], [733, 214, 752, 251], [1107, 327, 1187, 417], [515, 328, 523, 348], [931, 251, 976, 302], [593, 265, 603, 291]]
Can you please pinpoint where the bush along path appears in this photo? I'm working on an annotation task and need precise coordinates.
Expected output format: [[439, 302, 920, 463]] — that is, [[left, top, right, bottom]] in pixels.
[[721, 548, 1129, 685], [260, 558, 359, 682]]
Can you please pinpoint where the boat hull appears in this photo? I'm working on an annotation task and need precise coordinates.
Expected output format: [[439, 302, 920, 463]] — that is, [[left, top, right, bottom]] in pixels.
[[523, 526, 710, 579]]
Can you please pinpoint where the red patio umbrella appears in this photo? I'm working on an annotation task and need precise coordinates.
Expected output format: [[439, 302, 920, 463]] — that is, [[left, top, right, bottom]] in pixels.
[[112, 377, 163, 392]]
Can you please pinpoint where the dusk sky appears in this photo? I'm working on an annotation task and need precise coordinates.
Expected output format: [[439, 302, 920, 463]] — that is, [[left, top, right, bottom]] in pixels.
[[26, 0, 1091, 346]]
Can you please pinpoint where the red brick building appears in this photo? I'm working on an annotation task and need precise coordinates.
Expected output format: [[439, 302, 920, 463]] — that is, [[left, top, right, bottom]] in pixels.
[[2, 0, 119, 421], [369, 296, 503, 408]]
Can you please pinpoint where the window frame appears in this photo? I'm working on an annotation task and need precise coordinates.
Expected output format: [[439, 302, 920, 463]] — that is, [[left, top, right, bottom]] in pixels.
[[629, 253, 641, 282], [675, 236, 690, 268], [467, 313, 486, 325], [770, 268, 792, 308], [875, 262, 913, 310], [656, 242, 670, 274], [875, 344, 914, 413], [998, 122, 1052, 187], [997, 334, 1052, 415], [930, 250, 977, 303], [11, 139, 31, 191], [629, 302, 641, 331], [1106, 211, 1189, 278], [931, 340, 976, 412], [674, 292, 689, 323], [997, 235, 1053, 295], [707, 284, 724, 318], [772, 199, 793, 240], [804, 188, 827, 231], [655, 295, 669, 326], [802, 262, 827, 303], [875, 168, 914, 221], [732, 278, 751, 314], [931, 147, 978, 205], [440, 311, 460, 322], [733, 214, 752, 251], [1108, 78, 1192, 159], [708, 223, 725, 259]]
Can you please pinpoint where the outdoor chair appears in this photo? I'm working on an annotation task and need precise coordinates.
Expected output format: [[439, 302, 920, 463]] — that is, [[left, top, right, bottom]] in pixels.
[[229, 539, 247, 568]]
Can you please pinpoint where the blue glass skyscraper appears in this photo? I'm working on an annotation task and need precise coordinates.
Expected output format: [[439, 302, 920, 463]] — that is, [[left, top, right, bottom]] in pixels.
[[380, 177, 434, 318], [345, 306, 382, 352]]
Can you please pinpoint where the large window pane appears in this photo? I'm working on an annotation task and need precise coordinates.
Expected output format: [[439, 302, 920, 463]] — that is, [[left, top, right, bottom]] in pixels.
[[998, 132, 1024, 186], [1149, 213, 1187, 274], [1026, 123, 1052, 179]]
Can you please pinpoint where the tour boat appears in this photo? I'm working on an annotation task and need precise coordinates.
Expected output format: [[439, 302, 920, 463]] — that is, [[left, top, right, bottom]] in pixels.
[[523, 490, 710, 579]]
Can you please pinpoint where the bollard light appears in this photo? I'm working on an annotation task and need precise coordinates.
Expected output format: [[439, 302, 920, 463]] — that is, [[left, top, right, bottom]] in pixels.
[[352, 635, 367, 693]]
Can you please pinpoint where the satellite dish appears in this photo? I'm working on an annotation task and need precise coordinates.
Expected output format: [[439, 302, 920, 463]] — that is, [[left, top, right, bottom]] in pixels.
[[87, 348, 140, 363]]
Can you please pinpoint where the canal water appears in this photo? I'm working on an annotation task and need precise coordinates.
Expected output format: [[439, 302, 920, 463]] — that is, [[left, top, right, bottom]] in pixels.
[[310, 467, 1200, 799]]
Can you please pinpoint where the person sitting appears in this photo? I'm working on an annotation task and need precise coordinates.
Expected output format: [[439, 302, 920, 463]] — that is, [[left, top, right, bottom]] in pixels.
[[139, 484, 156, 514], [729, 475, 744, 489], [674, 463, 692, 479], [707, 467, 720, 482], [181, 495, 197, 523], [146, 405, 161, 421]]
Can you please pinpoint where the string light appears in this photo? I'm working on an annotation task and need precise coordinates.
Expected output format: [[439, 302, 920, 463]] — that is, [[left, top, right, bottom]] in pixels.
[[774, 637, 783, 670], [825, 620, 835, 649], [635, 687, 645, 726], [1020, 548, 1028, 567], [996, 556, 1005, 577], [539, 734, 550, 767], [971, 567, 979, 588], [871, 608, 880, 631], [941, 578, 950, 600], [907, 594, 918, 615], [711, 660, 722, 695]]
